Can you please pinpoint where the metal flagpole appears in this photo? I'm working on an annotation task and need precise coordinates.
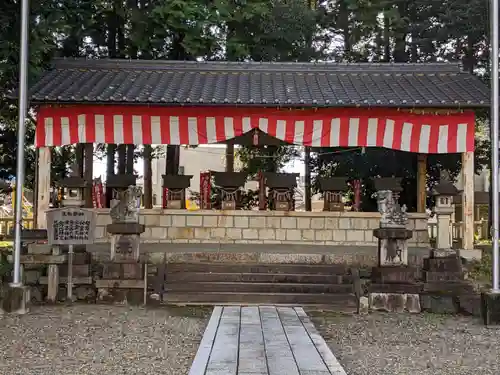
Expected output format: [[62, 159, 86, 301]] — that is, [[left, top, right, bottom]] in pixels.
[[491, 0, 500, 292], [11, 0, 30, 286]]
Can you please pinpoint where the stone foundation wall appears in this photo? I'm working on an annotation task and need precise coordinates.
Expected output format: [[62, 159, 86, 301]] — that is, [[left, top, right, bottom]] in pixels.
[[93, 209, 429, 248]]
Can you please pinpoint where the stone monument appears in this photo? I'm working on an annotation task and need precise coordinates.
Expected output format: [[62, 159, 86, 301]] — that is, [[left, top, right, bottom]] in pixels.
[[372, 178, 412, 266]]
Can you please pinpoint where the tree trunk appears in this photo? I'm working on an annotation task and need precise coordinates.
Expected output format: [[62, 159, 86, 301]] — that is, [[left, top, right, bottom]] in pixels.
[[117, 145, 126, 174], [126, 145, 135, 174], [106, 144, 116, 207]]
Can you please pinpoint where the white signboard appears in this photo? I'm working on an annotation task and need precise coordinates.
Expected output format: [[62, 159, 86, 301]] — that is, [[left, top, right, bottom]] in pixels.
[[46, 207, 97, 245]]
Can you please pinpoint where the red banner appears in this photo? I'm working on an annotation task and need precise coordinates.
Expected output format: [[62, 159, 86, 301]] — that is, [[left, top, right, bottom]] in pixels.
[[200, 171, 211, 209], [92, 179, 104, 208]]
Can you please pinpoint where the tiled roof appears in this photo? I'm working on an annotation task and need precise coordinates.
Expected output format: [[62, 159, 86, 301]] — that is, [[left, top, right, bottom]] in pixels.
[[24, 58, 489, 108]]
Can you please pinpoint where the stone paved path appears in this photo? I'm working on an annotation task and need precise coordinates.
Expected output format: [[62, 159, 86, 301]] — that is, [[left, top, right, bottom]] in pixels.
[[189, 305, 347, 375]]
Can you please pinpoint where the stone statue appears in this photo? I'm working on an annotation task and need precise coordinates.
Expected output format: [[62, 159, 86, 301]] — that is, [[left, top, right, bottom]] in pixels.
[[373, 190, 408, 228], [110, 185, 142, 223]]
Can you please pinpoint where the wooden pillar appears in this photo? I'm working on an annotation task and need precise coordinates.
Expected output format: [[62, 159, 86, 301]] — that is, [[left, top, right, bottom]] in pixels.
[[126, 145, 135, 174], [462, 151, 475, 250], [36, 147, 51, 229], [304, 146, 312, 211], [143, 145, 153, 209], [226, 144, 235, 172], [117, 144, 126, 174], [106, 144, 116, 207], [75, 144, 84, 176], [417, 154, 427, 212], [84, 143, 94, 208]]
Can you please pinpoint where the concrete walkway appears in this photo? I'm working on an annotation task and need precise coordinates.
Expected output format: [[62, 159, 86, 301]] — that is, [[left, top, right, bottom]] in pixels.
[[189, 305, 347, 375]]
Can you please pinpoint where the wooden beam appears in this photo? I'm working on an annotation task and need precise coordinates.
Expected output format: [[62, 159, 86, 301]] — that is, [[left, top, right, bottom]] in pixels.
[[417, 154, 427, 212], [143, 145, 153, 209], [36, 147, 51, 229], [84, 143, 94, 208], [462, 151, 475, 250]]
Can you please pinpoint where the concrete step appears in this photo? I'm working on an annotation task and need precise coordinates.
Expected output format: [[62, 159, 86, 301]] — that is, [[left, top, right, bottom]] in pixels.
[[166, 262, 350, 275], [164, 291, 359, 310], [166, 282, 355, 294], [166, 272, 353, 284]]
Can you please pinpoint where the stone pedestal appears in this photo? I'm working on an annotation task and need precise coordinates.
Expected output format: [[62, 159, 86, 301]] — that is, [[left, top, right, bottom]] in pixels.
[[107, 223, 145, 262], [481, 291, 500, 325], [1, 285, 30, 314], [373, 227, 412, 266]]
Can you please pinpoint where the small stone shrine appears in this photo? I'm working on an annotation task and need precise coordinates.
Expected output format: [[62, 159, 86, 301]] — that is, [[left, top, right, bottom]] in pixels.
[[212, 172, 247, 210], [318, 177, 348, 212], [162, 174, 193, 209], [264, 172, 299, 211]]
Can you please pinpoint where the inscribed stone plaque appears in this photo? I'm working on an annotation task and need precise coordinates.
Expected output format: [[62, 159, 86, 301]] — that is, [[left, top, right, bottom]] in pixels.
[[46, 207, 97, 245], [110, 234, 140, 262]]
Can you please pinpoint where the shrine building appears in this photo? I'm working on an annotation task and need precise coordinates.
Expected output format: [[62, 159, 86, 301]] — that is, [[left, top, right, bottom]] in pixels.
[[25, 59, 489, 263]]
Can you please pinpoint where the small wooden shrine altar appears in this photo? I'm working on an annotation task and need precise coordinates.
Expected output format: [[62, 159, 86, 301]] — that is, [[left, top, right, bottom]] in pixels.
[[24, 58, 489, 254]]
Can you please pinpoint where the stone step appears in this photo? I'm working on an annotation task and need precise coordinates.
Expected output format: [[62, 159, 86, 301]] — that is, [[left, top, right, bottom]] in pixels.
[[166, 272, 353, 284], [166, 282, 355, 294], [166, 262, 350, 275], [164, 291, 359, 310]]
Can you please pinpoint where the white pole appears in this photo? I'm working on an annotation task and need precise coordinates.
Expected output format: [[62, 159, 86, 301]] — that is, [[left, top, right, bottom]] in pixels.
[[67, 244, 73, 300], [491, 0, 500, 292], [12, 0, 30, 287]]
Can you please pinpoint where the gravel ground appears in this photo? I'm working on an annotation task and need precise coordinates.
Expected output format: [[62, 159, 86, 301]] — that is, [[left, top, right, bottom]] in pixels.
[[0, 304, 210, 375], [310, 312, 500, 375]]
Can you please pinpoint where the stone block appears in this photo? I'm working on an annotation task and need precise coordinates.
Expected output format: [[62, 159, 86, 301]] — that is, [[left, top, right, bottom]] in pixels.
[[186, 215, 203, 227], [234, 216, 249, 228], [102, 264, 122, 279], [72, 265, 90, 278], [432, 249, 457, 258], [258, 229, 275, 240], [1, 285, 30, 314], [168, 227, 195, 239], [218, 216, 234, 228], [310, 218, 325, 229], [151, 227, 167, 239], [297, 218, 311, 229], [122, 263, 143, 279], [415, 219, 428, 231], [27, 244, 52, 255], [423, 271, 463, 282], [369, 293, 406, 313], [286, 229, 301, 241], [331, 230, 346, 242], [194, 228, 212, 240], [210, 227, 226, 239], [144, 214, 160, 227], [325, 217, 339, 229], [406, 294, 421, 313], [481, 292, 500, 325], [338, 218, 351, 229], [281, 217, 297, 229], [276, 229, 286, 241], [315, 230, 333, 242], [226, 228, 242, 240], [171, 215, 186, 227], [302, 230, 315, 241], [368, 283, 423, 294], [372, 266, 418, 284], [346, 230, 364, 242], [242, 229, 259, 240], [248, 217, 262, 228], [423, 257, 462, 272], [367, 218, 380, 230], [364, 231, 376, 243], [420, 294, 458, 314], [159, 215, 171, 227], [458, 294, 481, 317], [203, 215, 218, 227]]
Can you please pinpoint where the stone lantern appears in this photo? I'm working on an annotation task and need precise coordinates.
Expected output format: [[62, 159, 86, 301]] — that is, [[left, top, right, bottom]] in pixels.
[[58, 176, 90, 208], [318, 177, 348, 212], [431, 177, 461, 252]]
